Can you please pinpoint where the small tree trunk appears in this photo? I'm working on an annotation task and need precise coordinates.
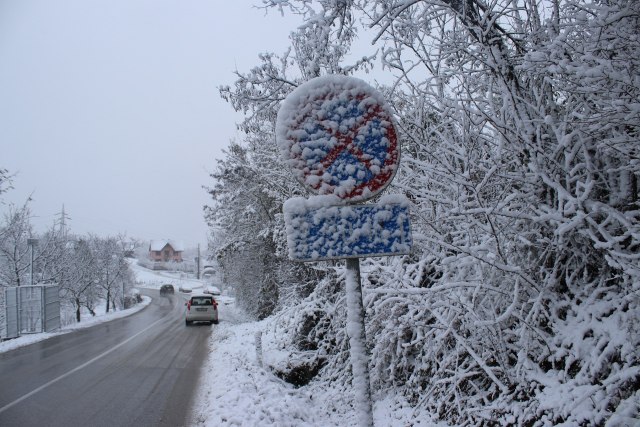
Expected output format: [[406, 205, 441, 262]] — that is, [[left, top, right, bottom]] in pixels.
[[105, 289, 110, 313], [75, 298, 81, 322]]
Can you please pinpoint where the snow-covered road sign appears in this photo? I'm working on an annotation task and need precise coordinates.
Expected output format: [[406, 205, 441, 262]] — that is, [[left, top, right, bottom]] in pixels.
[[277, 75, 409, 426], [284, 195, 412, 261], [276, 75, 399, 203]]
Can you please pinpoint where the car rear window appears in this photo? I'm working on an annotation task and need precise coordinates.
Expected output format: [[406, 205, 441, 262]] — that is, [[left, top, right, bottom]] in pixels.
[[191, 297, 213, 306]]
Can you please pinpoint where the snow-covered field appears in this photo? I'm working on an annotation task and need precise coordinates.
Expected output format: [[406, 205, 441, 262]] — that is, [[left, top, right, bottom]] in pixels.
[[128, 259, 206, 292]]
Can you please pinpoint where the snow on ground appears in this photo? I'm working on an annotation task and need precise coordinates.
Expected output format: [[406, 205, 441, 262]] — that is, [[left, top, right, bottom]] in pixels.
[[0, 296, 151, 354], [191, 301, 446, 427], [2, 260, 445, 425], [128, 259, 206, 292], [191, 316, 323, 426]]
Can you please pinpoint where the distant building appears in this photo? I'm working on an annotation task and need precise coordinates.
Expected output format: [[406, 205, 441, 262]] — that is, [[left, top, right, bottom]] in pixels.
[[148, 240, 184, 262]]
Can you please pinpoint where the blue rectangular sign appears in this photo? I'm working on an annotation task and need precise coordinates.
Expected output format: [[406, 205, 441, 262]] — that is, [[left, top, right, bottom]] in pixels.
[[283, 196, 412, 261]]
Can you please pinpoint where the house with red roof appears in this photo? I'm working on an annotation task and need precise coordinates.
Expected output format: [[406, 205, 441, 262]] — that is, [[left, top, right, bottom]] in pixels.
[[148, 239, 184, 262]]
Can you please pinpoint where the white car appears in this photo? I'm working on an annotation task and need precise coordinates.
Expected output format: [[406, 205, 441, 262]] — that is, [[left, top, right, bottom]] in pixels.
[[178, 284, 192, 293], [203, 285, 221, 296], [185, 294, 218, 325]]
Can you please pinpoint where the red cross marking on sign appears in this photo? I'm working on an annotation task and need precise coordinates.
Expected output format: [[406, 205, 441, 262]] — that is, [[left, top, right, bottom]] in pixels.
[[277, 75, 400, 202], [300, 96, 398, 199], [318, 99, 383, 173]]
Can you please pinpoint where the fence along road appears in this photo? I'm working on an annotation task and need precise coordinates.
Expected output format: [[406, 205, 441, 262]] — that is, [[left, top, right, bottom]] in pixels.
[[0, 289, 209, 426]]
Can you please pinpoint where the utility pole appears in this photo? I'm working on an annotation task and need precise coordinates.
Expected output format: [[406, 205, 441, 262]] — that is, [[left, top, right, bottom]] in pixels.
[[196, 244, 201, 280]]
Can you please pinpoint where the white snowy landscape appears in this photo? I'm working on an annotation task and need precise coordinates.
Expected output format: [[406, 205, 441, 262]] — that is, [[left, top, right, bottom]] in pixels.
[[0, 261, 444, 426], [2, 0, 639, 425], [1, 257, 637, 426]]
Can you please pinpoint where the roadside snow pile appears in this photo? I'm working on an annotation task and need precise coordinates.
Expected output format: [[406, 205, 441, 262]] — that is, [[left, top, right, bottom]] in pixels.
[[191, 304, 446, 427], [192, 319, 323, 426]]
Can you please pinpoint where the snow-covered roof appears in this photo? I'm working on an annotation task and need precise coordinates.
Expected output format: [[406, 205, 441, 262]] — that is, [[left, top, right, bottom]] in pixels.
[[149, 239, 184, 252]]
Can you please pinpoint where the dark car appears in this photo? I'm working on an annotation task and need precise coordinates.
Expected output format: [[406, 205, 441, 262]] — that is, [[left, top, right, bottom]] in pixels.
[[160, 284, 175, 296]]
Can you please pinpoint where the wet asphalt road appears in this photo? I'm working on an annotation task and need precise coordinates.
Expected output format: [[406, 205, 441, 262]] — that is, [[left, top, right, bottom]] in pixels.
[[0, 290, 211, 427]]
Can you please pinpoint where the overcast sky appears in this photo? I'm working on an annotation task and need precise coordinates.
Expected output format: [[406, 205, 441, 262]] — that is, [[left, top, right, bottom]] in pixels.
[[0, 0, 305, 249]]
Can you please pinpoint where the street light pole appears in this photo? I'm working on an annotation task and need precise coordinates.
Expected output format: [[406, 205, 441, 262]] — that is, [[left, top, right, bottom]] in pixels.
[[27, 238, 39, 287]]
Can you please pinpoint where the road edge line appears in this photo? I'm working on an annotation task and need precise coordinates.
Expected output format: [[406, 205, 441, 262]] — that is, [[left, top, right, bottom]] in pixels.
[[0, 315, 166, 414]]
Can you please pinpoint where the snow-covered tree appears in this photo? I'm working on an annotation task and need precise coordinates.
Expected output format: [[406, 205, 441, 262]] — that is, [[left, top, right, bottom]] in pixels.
[[209, 0, 639, 423], [90, 235, 131, 313], [208, 0, 376, 319], [0, 168, 11, 198], [0, 202, 36, 288], [204, 142, 283, 318]]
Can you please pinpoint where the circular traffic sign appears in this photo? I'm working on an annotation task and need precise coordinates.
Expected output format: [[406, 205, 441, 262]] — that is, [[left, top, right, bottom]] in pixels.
[[276, 75, 399, 203]]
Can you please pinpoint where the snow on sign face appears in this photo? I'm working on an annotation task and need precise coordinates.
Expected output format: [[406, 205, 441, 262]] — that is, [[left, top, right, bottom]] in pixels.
[[284, 195, 412, 261], [276, 75, 399, 203]]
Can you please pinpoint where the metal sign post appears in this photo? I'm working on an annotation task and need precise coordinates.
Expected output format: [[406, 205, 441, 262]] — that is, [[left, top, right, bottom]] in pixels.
[[277, 75, 412, 427], [345, 257, 373, 426]]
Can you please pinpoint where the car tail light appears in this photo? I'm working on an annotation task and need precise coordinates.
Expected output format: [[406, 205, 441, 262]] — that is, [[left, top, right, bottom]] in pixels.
[[187, 301, 191, 310]]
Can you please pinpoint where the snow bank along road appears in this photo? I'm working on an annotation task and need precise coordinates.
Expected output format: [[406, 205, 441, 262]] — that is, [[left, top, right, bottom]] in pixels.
[[0, 289, 209, 427]]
